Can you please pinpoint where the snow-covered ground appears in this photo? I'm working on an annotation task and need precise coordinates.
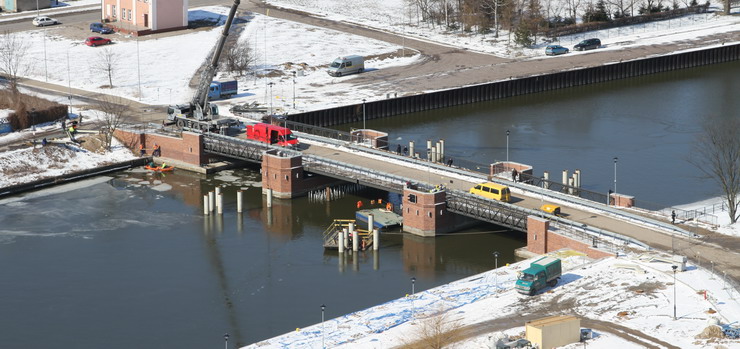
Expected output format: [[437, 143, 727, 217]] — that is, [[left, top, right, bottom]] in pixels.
[[3, 1, 737, 117], [243, 252, 740, 348]]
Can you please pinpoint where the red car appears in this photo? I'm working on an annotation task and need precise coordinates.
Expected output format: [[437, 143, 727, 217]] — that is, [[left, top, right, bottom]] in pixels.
[[85, 36, 112, 47]]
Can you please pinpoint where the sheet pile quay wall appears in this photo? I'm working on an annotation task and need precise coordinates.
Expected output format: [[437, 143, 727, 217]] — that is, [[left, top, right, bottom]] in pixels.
[[289, 43, 740, 126]]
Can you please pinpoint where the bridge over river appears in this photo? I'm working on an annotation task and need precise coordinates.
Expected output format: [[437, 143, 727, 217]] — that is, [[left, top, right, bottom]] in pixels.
[[200, 130, 705, 258]]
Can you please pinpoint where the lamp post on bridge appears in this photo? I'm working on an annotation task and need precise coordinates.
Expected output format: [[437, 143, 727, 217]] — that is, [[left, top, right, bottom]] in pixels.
[[613, 157, 618, 194], [506, 130, 510, 162], [362, 98, 366, 130]]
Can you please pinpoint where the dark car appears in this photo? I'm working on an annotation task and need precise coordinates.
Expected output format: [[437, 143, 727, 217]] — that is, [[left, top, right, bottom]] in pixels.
[[90, 22, 114, 34], [85, 36, 112, 47], [545, 45, 569, 56], [574, 38, 601, 51]]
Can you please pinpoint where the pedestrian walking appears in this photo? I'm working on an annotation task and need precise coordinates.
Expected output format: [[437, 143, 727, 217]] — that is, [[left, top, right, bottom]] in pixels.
[[139, 144, 146, 156], [153, 144, 161, 157], [671, 210, 676, 224], [403, 146, 408, 155], [447, 158, 453, 166], [396, 144, 402, 154]]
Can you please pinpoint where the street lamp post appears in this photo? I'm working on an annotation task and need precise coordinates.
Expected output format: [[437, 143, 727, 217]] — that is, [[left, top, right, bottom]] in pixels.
[[268, 82, 275, 115], [493, 251, 500, 291], [292, 71, 296, 109], [321, 304, 326, 349], [36, 0, 40, 17], [672, 265, 677, 320], [613, 157, 618, 194], [362, 99, 366, 130], [410, 277, 416, 321], [224, 333, 229, 349], [506, 130, 510, 162]]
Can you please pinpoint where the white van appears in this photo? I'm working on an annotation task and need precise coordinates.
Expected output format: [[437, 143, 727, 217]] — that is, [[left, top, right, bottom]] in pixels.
[[327, 55, 364, 77]]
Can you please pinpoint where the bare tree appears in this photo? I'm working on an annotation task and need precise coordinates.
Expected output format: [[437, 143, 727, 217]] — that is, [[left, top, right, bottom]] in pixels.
[[689, 116, 740, 224], [400, 306, 467, 349], [96, 96, 132, 150], [480, 0, 511, 37], [565, 0, 583, 20], [0, 31, 30, 92], [94, 47, 119, 88], [606, 0, 635, 17], [224, 40, 257, 77]]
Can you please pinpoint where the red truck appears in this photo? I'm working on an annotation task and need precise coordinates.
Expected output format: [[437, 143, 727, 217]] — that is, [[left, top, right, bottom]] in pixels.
[[246, 123, 299, 146]]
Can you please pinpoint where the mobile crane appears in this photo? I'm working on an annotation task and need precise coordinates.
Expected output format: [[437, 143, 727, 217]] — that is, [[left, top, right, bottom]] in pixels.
[[166, 0, 241, 132]]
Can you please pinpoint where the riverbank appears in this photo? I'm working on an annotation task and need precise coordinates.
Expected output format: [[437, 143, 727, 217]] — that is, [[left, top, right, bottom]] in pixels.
[[243, 250, 740, 348]]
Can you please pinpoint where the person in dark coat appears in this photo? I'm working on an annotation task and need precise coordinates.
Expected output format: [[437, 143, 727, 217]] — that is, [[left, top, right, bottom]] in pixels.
[[671, 210, 677, 224], [396, 144, 402, 154]]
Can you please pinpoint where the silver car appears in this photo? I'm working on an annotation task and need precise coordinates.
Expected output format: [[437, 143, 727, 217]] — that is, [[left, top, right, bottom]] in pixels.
[[32, 16, 59, 27]]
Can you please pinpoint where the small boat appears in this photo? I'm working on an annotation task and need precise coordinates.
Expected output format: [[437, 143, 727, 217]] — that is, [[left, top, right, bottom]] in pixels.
[[144, 164, 174, 172]]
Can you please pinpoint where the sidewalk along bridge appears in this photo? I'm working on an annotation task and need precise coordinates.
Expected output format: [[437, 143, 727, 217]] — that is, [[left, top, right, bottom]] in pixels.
[[200, 133, 653, 256]]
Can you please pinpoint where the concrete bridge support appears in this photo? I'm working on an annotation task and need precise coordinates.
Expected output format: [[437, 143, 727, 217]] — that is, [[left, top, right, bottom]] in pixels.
[[261, 151, 340, 199], [526, 216, 614, 259], [402, 187, 451, 237]]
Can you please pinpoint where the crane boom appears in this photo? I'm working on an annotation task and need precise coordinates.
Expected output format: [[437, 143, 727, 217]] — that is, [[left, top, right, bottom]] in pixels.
[[192, 0, 241, 119]]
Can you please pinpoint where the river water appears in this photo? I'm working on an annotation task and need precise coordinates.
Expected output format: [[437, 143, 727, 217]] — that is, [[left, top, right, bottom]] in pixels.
[[1, 62, 738, 348], [359, 60, 740, 208]]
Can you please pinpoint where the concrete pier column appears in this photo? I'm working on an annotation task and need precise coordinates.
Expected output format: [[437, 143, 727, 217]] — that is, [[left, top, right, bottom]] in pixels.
[[343, 227, 349, 250], [352, 230, 359, 252], [338, 230, 345, 254], [409, 141, 414, 157], [373, 250, 379, 270], [435, 141, 442, 162], [431, 146, 437, 163], [426, 139, 432, 160], [203, 194, 209, 215], [237, 190, 243, 213], [325, 187, 332, 201], [215, 186, 221, 209], [568, 177, 575, 194], [267, 188, 273, 208], [543, 171, 550, 189], [209, 191, 215, 212], [562, 170, 568, 186], [575, 169, 581, 188], [368, 214, 374, 234], [217, 193, 223, 215], [439, 139, 445, 161], [373, 228, 379, 251]]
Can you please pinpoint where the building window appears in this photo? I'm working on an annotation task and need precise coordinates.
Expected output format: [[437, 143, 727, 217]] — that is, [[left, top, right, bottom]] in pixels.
[[128, 10, 132, 21], [112, 5, 116, 17]]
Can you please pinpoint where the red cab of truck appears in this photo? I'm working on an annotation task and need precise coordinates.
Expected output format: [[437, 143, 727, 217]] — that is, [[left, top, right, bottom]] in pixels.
[[246, 123, 299, 146]]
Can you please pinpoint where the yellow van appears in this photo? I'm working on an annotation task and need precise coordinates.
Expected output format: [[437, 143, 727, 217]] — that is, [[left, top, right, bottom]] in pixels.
[[469, 182, 511, 202]]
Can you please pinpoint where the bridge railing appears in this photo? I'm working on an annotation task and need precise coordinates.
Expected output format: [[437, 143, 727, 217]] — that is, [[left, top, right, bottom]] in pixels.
[[303, 155, 411, 193]]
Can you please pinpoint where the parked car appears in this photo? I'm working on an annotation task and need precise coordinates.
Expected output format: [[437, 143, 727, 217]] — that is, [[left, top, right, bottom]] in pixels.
[[545, 45, 569, 56], [90, 22, 114, 34], [32, 16, 58, 27], [574, 38, 601, 51], [85, 36, 112, 47]]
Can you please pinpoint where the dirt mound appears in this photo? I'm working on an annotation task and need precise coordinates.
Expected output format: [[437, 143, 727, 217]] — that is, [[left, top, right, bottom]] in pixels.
[[78, 134, 108, 154], [695, 325, 725, 339]]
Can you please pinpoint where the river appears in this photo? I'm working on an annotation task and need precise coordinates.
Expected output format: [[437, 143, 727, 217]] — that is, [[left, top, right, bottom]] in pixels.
[[0, 61, 738, 348]]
